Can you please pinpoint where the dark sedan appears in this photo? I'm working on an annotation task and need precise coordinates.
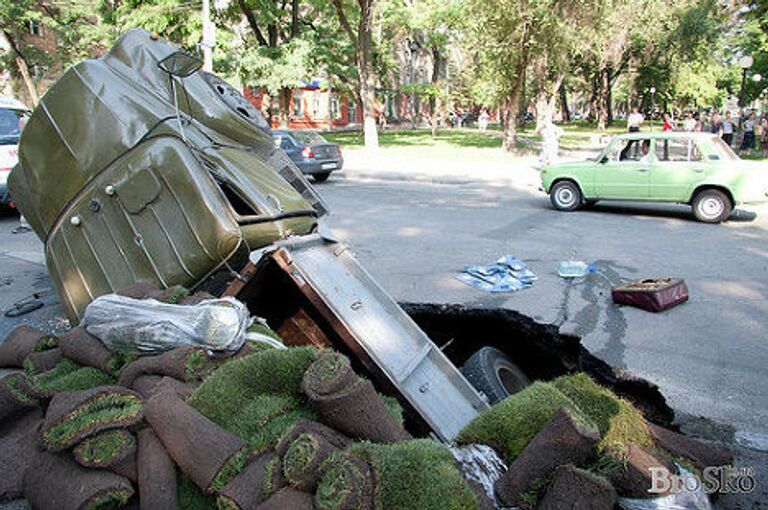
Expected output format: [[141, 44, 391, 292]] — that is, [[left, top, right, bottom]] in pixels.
[[273, 130, 343, 182]]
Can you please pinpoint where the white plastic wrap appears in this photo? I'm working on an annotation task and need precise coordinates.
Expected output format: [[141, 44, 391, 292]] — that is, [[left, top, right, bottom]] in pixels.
[[618, 465, 712, 510], [82, 294, 250, 353]]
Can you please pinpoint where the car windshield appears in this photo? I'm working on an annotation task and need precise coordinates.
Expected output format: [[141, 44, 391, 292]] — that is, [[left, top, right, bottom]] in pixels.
[[291, 131, 329, 145], [0, 108, 28, 145], [709, 136, 739, 161]]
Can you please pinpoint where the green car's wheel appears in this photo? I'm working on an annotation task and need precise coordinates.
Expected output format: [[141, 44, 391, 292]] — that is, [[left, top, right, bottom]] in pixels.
[[550, 180, 582, 211], [692, 189, 732, 223]]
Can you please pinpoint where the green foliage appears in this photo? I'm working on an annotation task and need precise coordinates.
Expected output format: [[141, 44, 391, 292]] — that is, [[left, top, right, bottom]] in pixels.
[[348, 439, 480, 510], [210, 448, 251, 492], [456, 381, 593, 463], [3, 373, 38, 406]]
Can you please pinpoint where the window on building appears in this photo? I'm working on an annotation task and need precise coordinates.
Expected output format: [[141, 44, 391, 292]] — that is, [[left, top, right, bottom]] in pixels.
[[27, 20, 41, 36], [312, 96, 321, 117], [330, 97, 340, 120], [293, 90, 303, 117]]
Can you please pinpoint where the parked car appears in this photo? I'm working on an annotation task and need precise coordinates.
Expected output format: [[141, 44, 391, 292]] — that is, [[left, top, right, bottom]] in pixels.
[[273, 130, 343, 182], [0, 97, 31, 207], [540, 131, 768, 223]]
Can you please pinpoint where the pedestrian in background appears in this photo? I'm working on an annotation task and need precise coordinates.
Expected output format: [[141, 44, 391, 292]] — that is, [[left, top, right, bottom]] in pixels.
[[710, 112, 722, 135], [721, 111, 736, 146], [740, 112, 756, 152], [478, 110, 489, 131], [683, 113, 696, 132], [696, 113, 707, 132], [627, 106, 644, 133], [760, 117, 768, 157]]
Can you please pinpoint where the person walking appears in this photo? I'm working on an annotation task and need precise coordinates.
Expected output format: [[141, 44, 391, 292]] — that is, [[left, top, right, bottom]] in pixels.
[[683, 113, 696, 132], [627, 107, 644, 133], [760, 117, 768, 158], [478, 110, 489, 131], [721, 111, 736, 146], [740, 112, 756, 152], [710, 112, 722, 135]]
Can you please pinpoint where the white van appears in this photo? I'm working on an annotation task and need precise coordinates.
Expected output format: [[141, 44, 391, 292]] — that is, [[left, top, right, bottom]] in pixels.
[[0, 97, 31, 206]]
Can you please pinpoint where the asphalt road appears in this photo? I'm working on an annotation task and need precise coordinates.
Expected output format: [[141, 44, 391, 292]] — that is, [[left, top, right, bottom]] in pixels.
[[311, 175, 768, 447], [1, 174, 767, 507]]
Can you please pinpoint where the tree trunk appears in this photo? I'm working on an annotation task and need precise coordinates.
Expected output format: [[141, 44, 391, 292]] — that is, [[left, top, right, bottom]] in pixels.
[[559, 82, 570, 122], [605, 69, 613, 127], [596, 68, 609, 131], [278, 88, 291, 128], [16, 57, 39, 107], [588, 73, 599, 122], [430, 46, 441, 137], [357, 0, 378, 149], [503, 56, 527, 152]]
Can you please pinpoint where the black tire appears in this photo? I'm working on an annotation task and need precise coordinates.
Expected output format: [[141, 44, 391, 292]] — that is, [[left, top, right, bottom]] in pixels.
[[313, 172, 331, 183], [550, 180, 583, 211], [460, 347, 531, 404], [692, 189, 732, 223]]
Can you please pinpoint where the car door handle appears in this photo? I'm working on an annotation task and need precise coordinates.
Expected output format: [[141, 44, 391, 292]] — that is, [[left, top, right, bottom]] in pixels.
[[636, 168, 649, 173]]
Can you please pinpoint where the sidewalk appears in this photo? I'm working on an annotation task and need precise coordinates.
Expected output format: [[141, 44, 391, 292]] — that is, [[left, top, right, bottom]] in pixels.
[[337, 138, 600, 192]]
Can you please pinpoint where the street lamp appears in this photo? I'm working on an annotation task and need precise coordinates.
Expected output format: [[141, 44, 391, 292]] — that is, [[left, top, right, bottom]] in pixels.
[[649, 87, 656, 116], [738, 55, 753, 107]]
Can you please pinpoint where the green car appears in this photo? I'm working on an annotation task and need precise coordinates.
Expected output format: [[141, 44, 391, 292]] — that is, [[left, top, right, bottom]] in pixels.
[[540, 132, 768, 223]]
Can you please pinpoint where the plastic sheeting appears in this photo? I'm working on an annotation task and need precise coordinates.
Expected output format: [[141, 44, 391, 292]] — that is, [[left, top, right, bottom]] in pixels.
[[455, 255, 537, 292], [82, 294, 249, 353], [618, 465, 712, 510]]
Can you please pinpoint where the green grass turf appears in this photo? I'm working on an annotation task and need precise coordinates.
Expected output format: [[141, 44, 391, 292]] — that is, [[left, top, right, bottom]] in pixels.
[[246, 323, 284, 342], [82, 488, 133, 510], [29, 359, 115, 395], [74, 429, 135, 465], [43, 394, 143, 448], [178, 471, 217, 510], [283, 432, 319, 485], [347, 439, 479, 510], [3, 373, 38, 406], [210, 448, 251, 493], [551, 373, 652, 455], [456, 381, 593, 463], [315, 452, 368, 510], [185, 349, 214, 381], [34, 336, 59, 351]]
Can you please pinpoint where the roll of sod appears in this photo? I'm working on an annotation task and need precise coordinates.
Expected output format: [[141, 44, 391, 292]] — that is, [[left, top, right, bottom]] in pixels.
[[263, 455, 287, 500], [27, 359, 115, 398], [456, 381, 590, 463], [137, 428, 178, 510], [322, 440, 481, 510], [130, 374, 163, 398], [59, 327, 114, 375], [0, 409, 42, 501], [302, 352, 409, 443], [116, 281, 160, 299], [145, 391, 247, 493], [24, 451, 134, 510], [179, 291, 216, 306], [282, 432, 340, 492], [255, 487, 315, 510], [275, 419, 351, 457], [0, 325, 53, 368], [118, 347, 212, 388], [0, 373, 38, 422], [73, 429, 138, 482], [23, 348, 62, 375], [148, 285, 190, 304], [217, 452, 273, 510], [314, 452, 375, 510], [41, 386, 144, 452]]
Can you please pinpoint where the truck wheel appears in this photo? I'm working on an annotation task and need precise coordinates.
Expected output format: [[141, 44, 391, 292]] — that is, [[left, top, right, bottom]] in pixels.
[[550, 180, 582, 211], [314, 172, 331, 183], [460, 347, 531, 404], [692, 189, 732, 223]]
